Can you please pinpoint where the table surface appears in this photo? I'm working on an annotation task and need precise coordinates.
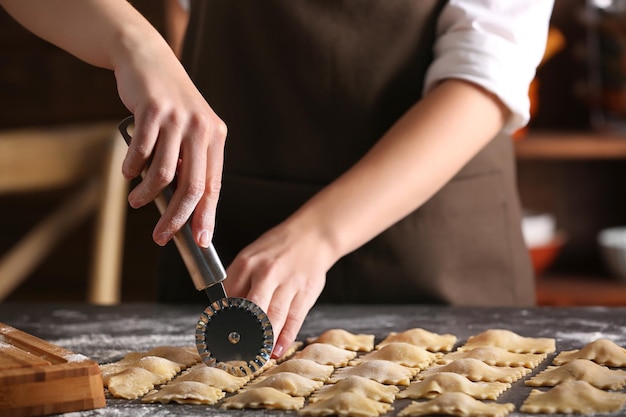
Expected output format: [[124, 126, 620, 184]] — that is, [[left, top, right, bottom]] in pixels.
[[2, 303, 626, 417]]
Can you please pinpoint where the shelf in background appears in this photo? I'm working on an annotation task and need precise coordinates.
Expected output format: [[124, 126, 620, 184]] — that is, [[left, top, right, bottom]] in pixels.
[[515, 131, 626, 160], [536, 274, 626, 306]]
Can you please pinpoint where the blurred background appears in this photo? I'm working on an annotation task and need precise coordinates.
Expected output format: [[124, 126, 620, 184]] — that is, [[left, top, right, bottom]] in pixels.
[[1, 0, 625, 305]]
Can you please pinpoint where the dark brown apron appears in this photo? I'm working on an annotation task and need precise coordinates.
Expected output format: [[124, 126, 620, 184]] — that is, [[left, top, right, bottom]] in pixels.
[[159, 0, 535, 306]]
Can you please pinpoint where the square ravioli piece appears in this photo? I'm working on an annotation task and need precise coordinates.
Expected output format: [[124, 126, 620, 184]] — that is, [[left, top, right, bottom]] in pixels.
[[292, 343, 358, 366], [100, 355, 184, 387], [106, 367, 164, 400], [397, 372, 510, 401], [521, 380, 626, 414], [307, 329, 375, 352], [141, 381, 225, 405], [255, 358, 335, 382], [436, 346, 547, 369], [398, 392, 514, 417], [172, 363, 248, 392], [310, 375, 399, 404], [244, 372, 323, 397], [350, 342, 442, 369], [418, 358, 530, 383], [220, 386, 304, 410], [329, 359, 417, 386], [459, 329, 555, 354], [377, 328, 456, 352], [525, 358, 626, 390], [300, 391, 393, 417], [553, 338, 626, 367]]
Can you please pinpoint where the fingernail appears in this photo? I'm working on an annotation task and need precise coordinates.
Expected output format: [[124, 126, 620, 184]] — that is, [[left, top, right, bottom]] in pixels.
[[155, 232, 171, 246], [198, 230, 210, 248], [273, 343, 284, 358]]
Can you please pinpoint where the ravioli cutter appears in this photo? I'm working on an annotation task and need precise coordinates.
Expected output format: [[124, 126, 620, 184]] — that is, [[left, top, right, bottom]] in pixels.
[[118, 116, 274, 377]]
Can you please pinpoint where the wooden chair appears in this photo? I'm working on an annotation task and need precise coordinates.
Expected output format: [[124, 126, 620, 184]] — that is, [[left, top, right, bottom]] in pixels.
[[0, 122, 127, 304]]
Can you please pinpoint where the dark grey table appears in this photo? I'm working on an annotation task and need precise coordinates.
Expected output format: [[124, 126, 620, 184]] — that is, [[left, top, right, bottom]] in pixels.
[[1, 303, 625, 417]]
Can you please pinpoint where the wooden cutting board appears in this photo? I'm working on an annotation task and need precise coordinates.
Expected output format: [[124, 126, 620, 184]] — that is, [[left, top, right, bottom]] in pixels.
[[0, 322, 106, 417]]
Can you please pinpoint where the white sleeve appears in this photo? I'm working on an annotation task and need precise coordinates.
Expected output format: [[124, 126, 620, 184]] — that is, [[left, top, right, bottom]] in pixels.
[[424, 0, 555, 133], [178, 0, 190, 11]]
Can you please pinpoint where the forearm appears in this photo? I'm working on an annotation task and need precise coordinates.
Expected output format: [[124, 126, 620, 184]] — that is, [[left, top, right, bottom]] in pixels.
[[165, 0, 190, 58], [290, 79, 509, 262], [0, 0, 170, 70]]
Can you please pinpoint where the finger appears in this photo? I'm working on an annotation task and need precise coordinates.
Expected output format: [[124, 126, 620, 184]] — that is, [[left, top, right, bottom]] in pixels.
[[127, 117, 182, 210], [271, 292, 312, 359], [152, 131, 207, 246], [122, 113, 159, 180], [243, 266, 277, 321], [261, 284, 293, 342], [224, 257, 252, 298], [191, 122, 226, 247]]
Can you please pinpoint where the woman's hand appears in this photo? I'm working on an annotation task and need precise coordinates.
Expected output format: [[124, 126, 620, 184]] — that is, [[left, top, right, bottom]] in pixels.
[[223, 217, 335, 358], [113, 42, 227, 248]]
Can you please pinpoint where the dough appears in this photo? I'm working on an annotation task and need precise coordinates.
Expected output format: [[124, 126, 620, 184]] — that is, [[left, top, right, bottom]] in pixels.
[[397, 392, 514, 417], [436, 346, 547, 369], [100, 347, 194, 399], [256, 358, 335, 382], [101, 355, 184, 385], [418, 358, 530, 383], [553, 338, 626, 367], [350, 342, 442, 369], [377, 328, 456, 352], [173, 363, 248, 392], [310, 375, 399, 404], [107, 367, 163, 400], [244, 372, 323, 397], [521, 380, 626, 414], [308, 329, 375, 352], [292, 343, 358, 367], [525, 358, 626, 390], [397, 372, 510, 401], [101, 355, 184, 396], [141, 380, 225, 405], [299, 391, 393, 417], [459, 329, 555, 354], [220, 386, 304, 410], [329, 359, 417, 386]]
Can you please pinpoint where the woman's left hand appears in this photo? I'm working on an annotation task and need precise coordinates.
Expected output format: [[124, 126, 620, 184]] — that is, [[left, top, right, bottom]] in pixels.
[[223, 218, 334, 359]]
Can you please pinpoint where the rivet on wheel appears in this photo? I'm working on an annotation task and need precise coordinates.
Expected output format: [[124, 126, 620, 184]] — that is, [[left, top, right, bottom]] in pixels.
[[228, 331, 241, 344]]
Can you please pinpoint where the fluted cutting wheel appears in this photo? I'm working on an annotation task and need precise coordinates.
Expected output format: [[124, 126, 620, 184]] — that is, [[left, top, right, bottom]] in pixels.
[[195, 297, 273, 377]]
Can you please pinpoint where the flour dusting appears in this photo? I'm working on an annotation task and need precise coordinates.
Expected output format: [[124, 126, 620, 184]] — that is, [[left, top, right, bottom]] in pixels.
[[64, 353, 90, 363]]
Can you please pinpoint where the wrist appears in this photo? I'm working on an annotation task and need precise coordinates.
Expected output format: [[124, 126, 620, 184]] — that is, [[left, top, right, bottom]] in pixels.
[[109, 20, 173, 73], [285, 201, 352, 270]]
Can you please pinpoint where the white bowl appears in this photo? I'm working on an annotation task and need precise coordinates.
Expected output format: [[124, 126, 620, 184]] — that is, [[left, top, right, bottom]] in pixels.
[[522, 211, 556, 248], [598, 226, 626, 282]]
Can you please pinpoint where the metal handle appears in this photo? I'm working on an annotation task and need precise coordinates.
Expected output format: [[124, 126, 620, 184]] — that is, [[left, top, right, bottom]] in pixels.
[[118, 115, 226, 291]]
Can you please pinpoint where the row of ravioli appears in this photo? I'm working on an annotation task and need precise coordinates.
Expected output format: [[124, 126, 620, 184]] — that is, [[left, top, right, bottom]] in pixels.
[[277, 328, 550, 417], [98, 328, 626, 417], [520, 338, 626, 414], [223, 328, 451, 415]]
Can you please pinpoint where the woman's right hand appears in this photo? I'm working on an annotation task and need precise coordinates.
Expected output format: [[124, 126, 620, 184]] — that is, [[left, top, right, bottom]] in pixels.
[[113, 31, 227, 249]]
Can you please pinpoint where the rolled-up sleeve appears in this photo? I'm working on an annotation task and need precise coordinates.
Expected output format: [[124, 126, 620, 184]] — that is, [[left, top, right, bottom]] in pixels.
[[424, 0, 555, 133]]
